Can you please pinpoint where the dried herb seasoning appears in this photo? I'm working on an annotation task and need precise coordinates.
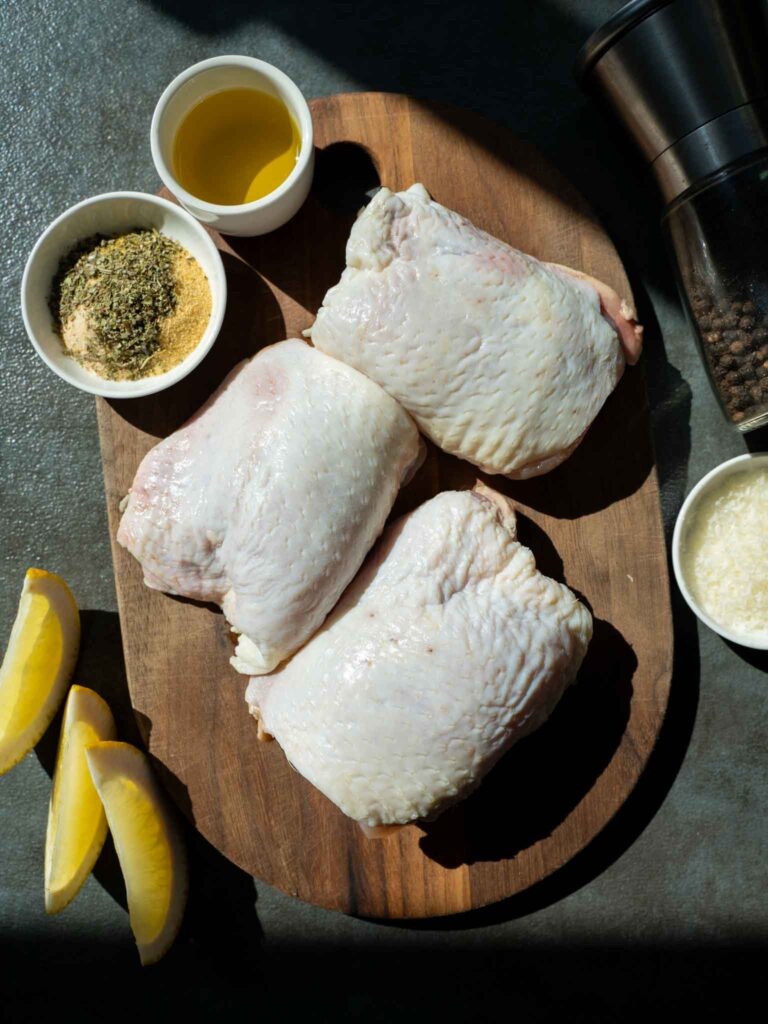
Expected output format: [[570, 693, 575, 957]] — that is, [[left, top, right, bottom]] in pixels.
[[50, 229, 182, 380]]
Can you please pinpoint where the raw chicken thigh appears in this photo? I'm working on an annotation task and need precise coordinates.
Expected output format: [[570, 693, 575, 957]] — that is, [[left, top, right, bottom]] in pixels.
[[118, 339, 422, 675], [310, 184, 643, 479], [246, 485, 592, 826]]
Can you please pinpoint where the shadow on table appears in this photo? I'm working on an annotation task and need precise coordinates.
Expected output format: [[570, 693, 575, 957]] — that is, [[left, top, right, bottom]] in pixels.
[[387, 578, 699, 930], [1, 933, 762, 1021], [493, 366, 655, 520], [411, 509, 635, 868], [34, 609, 264, 971], [419, 612, 635, 869], [723, 638, 768, 673]]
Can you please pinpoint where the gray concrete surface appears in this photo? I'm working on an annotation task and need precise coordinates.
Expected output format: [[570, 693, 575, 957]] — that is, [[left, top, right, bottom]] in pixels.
[[0, 0, 765, 1019]]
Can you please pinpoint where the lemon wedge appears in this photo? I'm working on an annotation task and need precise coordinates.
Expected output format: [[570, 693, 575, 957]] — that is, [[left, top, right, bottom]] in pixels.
[[85, 741, 188, 965], [0, 569, 80, 775], [45, 686, 116, 914]]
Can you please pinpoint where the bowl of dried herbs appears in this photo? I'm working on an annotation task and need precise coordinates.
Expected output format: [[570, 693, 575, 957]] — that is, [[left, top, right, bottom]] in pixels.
[[21, 191, 226, 397]]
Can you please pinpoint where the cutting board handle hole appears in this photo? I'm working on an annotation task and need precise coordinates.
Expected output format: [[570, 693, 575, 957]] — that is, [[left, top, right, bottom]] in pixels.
[[313, 142, 381, 215]]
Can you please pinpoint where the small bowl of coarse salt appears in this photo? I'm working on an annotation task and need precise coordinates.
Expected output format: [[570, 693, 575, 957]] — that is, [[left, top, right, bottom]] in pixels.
[[672, 452, 768, 649], [21, 191, 226, 398]]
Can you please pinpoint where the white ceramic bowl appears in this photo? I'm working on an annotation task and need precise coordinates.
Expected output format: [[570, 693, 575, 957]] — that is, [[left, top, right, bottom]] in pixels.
[[151, 56, 314, 237], [21, 191, 227, 398], [672, 451, 768, 650]]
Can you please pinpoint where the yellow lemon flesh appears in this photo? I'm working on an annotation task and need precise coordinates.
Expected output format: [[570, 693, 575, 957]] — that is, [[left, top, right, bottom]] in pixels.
[[45, 686, 116, 914], [85, 741, 188, 966], [0, 569, 80, 774]]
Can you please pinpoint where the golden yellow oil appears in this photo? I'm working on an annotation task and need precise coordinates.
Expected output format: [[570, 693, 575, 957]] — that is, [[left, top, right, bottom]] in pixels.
[[173, 87, 301, 206]]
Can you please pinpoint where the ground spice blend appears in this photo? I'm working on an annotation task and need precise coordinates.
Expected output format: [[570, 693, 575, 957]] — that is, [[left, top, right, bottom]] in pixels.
[[50, 229, 211, 381]]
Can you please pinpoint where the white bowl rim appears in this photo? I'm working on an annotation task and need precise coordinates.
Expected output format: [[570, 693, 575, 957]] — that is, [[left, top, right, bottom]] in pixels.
[[150, 54, 314, 215], [671, 451, 768, 650], [20, 189, 227, 399]]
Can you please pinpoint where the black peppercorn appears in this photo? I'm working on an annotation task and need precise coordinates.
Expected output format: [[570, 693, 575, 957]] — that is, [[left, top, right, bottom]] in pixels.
[[692, 286, 768, 423], [731, 392, 749, 411]]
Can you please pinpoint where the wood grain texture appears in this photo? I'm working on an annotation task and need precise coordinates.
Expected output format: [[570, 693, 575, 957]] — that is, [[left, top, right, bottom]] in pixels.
[[96, 93, 673, 918]]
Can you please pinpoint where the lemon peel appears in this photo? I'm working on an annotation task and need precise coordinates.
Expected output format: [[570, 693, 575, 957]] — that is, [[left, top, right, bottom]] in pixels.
[[86, 741, 188, 965], [0, 569, 80, 774], [45, 685, 116, 913]]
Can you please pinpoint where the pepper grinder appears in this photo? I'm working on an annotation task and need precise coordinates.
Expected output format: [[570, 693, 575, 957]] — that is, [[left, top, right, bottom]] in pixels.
[[577, 0, 768, 431]]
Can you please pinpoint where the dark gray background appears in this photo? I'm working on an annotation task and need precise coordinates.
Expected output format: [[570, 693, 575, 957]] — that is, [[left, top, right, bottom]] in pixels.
[[1, 0, 765, 1019]]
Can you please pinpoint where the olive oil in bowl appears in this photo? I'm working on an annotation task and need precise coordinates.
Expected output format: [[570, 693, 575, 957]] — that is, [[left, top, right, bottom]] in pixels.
[[173, 88, 301, 206]]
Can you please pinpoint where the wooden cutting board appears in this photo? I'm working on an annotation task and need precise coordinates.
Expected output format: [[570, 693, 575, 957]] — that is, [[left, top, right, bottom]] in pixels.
[[96, 92, 673, 918]]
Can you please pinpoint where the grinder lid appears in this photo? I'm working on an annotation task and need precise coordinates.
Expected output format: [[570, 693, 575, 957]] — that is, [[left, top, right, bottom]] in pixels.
[[574, 0, 673, 83], [576, 0, 768, 201]]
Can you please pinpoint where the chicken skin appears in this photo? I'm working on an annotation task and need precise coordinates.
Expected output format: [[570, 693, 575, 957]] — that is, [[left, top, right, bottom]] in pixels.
[[118, 339, 422, 675], [247, 485, 592, 826], [310, 184, 642, 479]]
